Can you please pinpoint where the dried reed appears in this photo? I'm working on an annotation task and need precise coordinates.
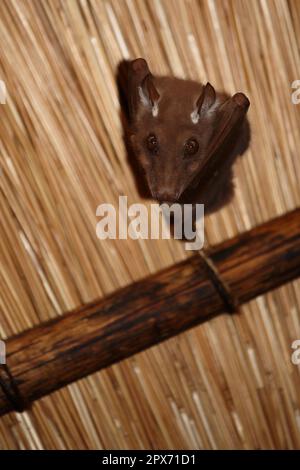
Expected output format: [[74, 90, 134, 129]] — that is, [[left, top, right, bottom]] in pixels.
[[0, 0, 300, 449]]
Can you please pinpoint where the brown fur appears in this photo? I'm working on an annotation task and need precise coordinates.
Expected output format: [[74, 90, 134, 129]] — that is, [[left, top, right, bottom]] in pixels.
[[122, 58, 250, 215]]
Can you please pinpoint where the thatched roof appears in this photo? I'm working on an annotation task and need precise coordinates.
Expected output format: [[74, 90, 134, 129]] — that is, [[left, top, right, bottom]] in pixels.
[[0, 0, 300, 449]]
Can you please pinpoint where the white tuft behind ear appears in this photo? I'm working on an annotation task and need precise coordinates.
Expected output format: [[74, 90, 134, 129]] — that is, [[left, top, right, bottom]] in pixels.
[[190, 109, 199, 124], [152, 102, 159, 117], [138, 85, 159, 117], [138, 86, 149, 107], [190, 82, 217, 124]]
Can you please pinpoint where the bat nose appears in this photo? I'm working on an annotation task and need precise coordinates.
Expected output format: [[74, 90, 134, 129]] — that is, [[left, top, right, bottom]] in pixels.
[[155, 191, 179, 202]]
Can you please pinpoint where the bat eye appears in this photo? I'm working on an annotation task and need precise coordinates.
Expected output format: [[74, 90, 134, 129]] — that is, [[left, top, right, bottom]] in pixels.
[[146, 133, 159, 154], [184, 138, 199, 157]]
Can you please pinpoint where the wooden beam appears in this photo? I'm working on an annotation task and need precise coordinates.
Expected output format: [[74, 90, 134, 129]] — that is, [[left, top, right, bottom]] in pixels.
[[1, 209, 300, 416]]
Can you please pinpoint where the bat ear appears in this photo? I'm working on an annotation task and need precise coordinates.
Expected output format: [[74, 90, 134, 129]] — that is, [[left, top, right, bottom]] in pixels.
[[139, 74, 160, 115], [130, 58, 151, 81], [129, 58, 160, 119], [191, 82, 216, 123]]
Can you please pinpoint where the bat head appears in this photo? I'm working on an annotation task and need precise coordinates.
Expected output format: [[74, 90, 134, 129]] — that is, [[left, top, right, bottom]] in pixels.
[[128, 58, 249, 203]]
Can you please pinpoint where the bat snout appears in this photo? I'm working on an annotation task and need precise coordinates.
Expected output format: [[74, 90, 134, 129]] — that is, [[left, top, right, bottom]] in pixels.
[[153, 190, 180, 203]]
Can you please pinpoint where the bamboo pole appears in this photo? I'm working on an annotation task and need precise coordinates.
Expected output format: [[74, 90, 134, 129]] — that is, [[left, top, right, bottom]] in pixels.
[[0, 208, 300, 417]]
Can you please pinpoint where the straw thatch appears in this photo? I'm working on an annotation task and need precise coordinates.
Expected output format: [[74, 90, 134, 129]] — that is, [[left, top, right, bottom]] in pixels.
[[0, 0, 300, 449]]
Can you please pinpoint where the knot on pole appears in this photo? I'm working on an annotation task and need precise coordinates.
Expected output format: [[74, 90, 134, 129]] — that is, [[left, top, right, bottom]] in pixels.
[[197, 249, 239, 314], [0, 363, 28, 413]]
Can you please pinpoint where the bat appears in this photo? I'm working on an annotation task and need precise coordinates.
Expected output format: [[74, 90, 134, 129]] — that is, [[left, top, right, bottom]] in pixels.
[[125, 58, 250, 213]]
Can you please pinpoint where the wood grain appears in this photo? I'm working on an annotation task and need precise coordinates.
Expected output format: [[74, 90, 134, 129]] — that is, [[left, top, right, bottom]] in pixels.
[[1, 208, 299, 417], [1, 0, 300, 449]]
